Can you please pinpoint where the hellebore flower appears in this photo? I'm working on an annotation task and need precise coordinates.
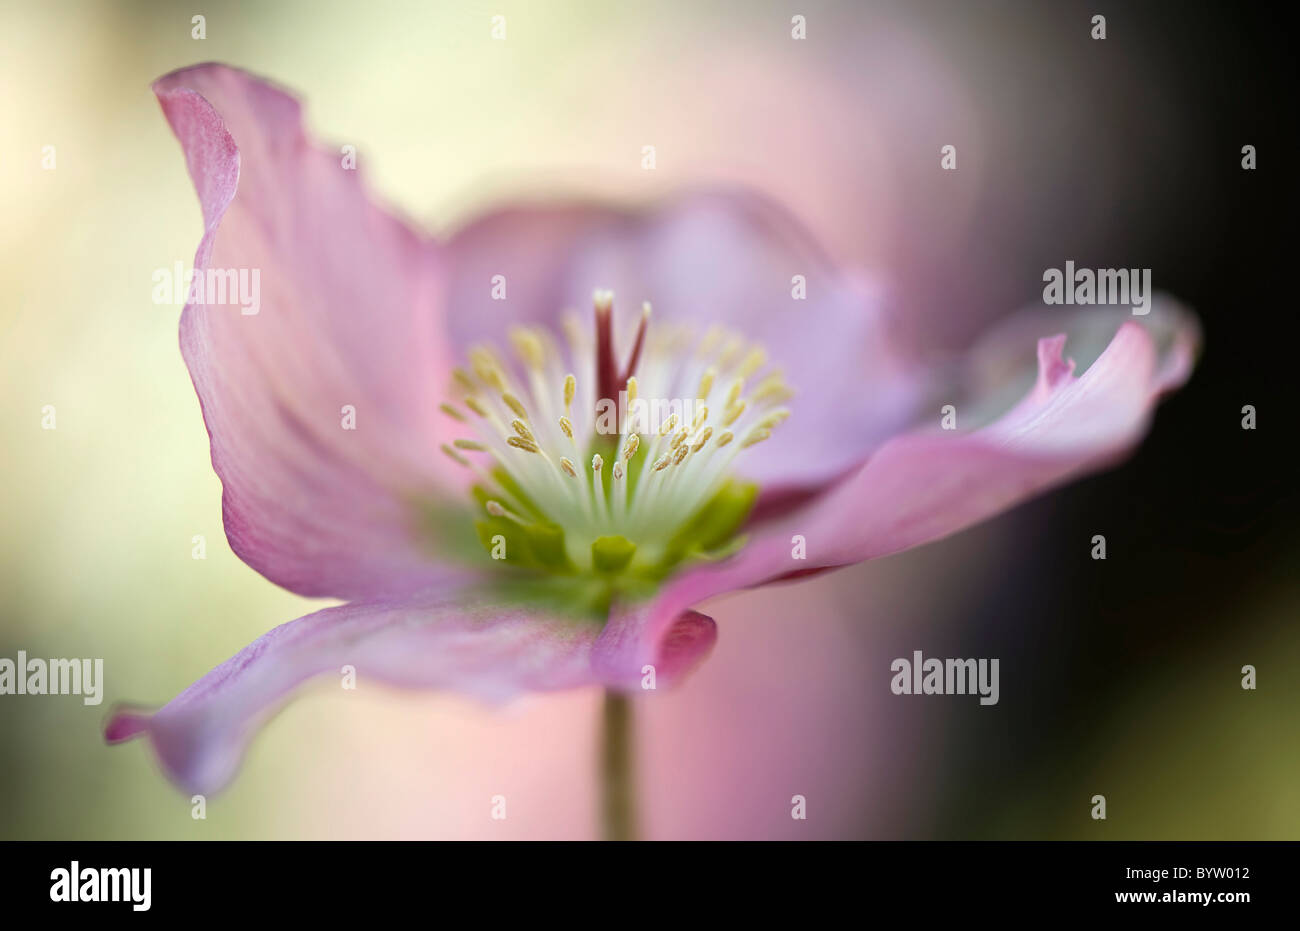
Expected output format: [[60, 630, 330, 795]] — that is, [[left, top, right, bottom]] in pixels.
[[107, 65, 1199, 834]]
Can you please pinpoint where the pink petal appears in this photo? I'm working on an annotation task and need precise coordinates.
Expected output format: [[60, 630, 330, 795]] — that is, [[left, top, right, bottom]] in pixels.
[[106, 593, 715, 795], [154, 64, 461, 599], [443, 191, 923, 489], [631, 300, 1200, 624], [593, 602, 718, 688]]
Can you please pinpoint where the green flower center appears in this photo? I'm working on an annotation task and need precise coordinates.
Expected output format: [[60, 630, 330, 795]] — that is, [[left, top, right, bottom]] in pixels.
[[439, 290, 793, 601]]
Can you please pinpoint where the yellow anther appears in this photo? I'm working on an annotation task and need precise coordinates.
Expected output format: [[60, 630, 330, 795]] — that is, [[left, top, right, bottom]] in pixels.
[[452, 368, 477, 395], [741, 428, 772, 448], [696, 367, 716, 400], [439, 402, 466, 422], [469, 348, 505, 390], [751, 373, 793, 405], [501, 392, 529, 421], [509, 328, 545, 370], [485, 499, 525, 524], [698, 325, 724, 357], [723, 400, 746, 427], [440, 444, 470, 467], [725, 378, 744, 408], [442, 307, 797, 545], [718, 336, 744, 369], [737, 346, 767, 379]]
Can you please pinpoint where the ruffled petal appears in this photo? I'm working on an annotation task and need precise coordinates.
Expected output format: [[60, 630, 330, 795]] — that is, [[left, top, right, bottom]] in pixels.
[[592, 603, 718, 689], [442, 191, 922, 489], [631, 299, 1200, 621], [106, 592, 715, 795], [154, 64, 460, 599]]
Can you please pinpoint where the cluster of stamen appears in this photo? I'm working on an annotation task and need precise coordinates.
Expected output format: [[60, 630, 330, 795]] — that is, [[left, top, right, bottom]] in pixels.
[[439, 290, 793, 574]]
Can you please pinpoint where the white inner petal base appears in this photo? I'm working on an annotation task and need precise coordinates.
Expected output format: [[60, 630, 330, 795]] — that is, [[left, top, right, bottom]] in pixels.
[[440, 290, 793, 579]]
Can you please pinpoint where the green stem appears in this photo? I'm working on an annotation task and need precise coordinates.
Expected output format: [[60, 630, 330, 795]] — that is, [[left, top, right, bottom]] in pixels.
[[600, 690, 638, 841]]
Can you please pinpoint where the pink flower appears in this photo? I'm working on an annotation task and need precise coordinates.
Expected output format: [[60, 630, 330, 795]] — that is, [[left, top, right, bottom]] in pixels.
[[106, 64, 1199, 799]]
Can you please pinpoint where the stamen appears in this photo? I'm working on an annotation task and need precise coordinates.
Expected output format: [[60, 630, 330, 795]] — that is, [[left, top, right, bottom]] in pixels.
[[502, 392, 529, 421], [485, 500, 526, 524], [750, 373, 792, 405], [738, 346, 767, 379], [452, 368, 477, 395], [725, 379, 744, 408], [469, 348, 505, 390], [696, 368, 715, 400], [718, 337, 744, 369], [755, 409, 791, 431], [741, 428, 771, 448], [441, 289, 795, 575], [698, 325, 723, 357], [439, 402, 466, 422], [440, 443, 470, 467], [509, 328, 545, 370]]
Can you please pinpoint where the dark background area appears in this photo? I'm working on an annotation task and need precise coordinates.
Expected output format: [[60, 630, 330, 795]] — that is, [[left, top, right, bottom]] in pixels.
[[876, 0, 1298, 837]]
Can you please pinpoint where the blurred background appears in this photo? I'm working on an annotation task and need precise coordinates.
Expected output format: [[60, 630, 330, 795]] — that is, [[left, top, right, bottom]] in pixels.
[[0, 0, 1295, 839]]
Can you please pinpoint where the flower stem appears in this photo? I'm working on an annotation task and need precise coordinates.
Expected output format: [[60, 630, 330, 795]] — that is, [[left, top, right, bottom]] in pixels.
[[600, 690, 638, 841]]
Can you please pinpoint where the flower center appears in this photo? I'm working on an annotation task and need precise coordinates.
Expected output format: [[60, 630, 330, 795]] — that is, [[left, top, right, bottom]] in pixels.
[[440, 290, 792, 584]]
